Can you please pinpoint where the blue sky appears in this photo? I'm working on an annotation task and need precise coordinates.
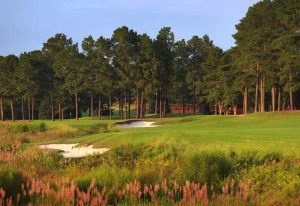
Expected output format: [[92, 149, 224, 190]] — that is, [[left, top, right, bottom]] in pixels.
[[0, 0, 259, 56]]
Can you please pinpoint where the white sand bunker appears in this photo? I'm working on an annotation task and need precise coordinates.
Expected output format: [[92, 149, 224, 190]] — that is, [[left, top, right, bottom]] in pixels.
[[117, 121, 158, 128], [39, 144, 110, 158]]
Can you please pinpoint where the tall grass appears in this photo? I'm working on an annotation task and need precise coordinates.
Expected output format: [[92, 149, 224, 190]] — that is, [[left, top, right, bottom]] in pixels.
[[0, 114, 300, 205], [0, 177, 258, 206]]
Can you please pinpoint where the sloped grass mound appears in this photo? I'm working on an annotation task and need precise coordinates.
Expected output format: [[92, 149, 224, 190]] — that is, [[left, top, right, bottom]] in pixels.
[[75, 144, 289, 192], [10, 122, 47, 133]]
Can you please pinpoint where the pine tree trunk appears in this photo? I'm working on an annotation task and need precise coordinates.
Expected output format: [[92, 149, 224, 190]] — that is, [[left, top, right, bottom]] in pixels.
[[32, 97, 34, 120], [182, 96, 185, 114], [27, 96, 31, 120], [289, 86, 294, 111], [62, 108, 64, 120], [255, 62, 259, 113], [140, 91, 144, 119], [218, 102, 222, 115], [163, 92, 166, 118], [155, 90, 158, 115], [124, 91, 127, 120], [51, 97, 54, 121], [10, 100, 14, 121], [233, 105, 237, 116], [75, 93, 78, 120], [271, 86, 276, 112], [98, 98, 101, 120], [289, 73, 294, 111], [109, 94, 112, 120], [128, 89, 131, 119], [263, 75, 265, 112], [118, 99, 121, 119], [193, 79, 195, 114], [21, 96, 24, 120], [0, 98, 3, 121], [243, 87, 248, 114], [260, 76, 263, 112], [277, 88, 281, 111], [246, 88, 248, 114], [260, 75, 265, 112], [214, 103, 217, 115], [160, 91, 162, 118], [91, 95, 94, 119], [118, 94, 121, 119], [193, 62, 196, 114], [119, 90, 122, 120], [121, 89, 124, 120], [58, 99, 61, 121], [255, 77, 259, 113], [136, 89, 139, 119]]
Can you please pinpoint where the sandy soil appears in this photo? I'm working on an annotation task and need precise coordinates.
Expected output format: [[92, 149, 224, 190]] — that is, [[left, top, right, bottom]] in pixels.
[[39, 144, 110, 158], [117, 121, 158, 128]]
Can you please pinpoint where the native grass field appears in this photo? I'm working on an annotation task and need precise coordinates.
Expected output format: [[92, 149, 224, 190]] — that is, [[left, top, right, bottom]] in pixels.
[[1, 112, 300, 205]]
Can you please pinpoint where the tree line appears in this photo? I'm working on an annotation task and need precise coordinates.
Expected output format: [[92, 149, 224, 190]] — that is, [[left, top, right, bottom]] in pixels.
[[0, 0, 299, 121]]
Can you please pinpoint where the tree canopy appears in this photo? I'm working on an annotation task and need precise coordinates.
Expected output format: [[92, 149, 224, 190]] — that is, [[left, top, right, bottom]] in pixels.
[[0, 0, 299, 120]]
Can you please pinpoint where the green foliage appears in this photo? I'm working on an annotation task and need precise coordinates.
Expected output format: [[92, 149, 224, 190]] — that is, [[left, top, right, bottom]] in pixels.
[[237, 163, 300, 205], [0, 168, 26, 203], [0, 113, 300, 204], [77, 166, 133, 190], [182, 152, 232, 186], [10, 122, 47, 133], [111, 144, 144, 168]]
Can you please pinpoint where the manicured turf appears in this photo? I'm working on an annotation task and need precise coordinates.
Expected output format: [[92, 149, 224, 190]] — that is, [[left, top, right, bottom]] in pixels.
[[40, 111, 300, 155]]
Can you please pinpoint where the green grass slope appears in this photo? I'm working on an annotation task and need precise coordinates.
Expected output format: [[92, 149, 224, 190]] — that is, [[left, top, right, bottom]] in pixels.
[[56, 112, 300, 155]]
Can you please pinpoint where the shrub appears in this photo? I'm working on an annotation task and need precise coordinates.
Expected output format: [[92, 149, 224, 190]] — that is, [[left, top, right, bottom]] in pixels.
[[10, 124, 29, 133], [182, 151, 233, 186], [77, 166, 133, 190], [20, 136, 31, 144], [232, 151, 284, 172], [0, 168, 26, 204], [261, 152, 282, 164], [236, 163, 300, 205], [37, 122, 47, 132], [111, 144, 145, 168], [10, 123, 47, 133]]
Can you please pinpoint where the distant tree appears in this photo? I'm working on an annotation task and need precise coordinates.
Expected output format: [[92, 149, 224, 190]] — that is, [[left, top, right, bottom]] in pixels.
[[202, 46, 223, 114], [219, 49, 243, 115], [187, 36, 205, 114], [173, 40, 189, 113], [43, 34, 73, 120], [0, 55, 19, 121], [111, 26, 139, 119], [153, 27, 175, 118], [94, 37, 115, 120], [0, 56, 4, 121], [59, 43, 84, 120], [1, 2, 300, 120], [272, 0, 300, 111], [234, 1, 280, 112], [17, 51, 49, 120], [82, 35, 98, 119], [232, 48, 254, 114], [134, 34, 155, 118]]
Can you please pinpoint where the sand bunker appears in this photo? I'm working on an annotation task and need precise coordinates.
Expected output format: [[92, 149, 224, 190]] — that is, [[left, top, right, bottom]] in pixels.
[[39, 144, 110, 158], [117, 121, 158, 128]]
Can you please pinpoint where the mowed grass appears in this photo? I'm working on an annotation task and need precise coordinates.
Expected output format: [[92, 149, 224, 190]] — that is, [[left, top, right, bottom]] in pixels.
[[44, 111, 300, 155]]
